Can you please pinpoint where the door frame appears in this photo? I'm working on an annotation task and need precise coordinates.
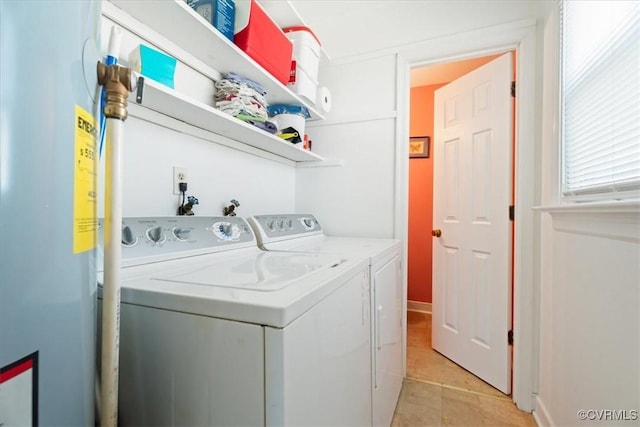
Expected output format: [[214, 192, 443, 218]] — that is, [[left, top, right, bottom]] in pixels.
[[395, 19, 538, 412]]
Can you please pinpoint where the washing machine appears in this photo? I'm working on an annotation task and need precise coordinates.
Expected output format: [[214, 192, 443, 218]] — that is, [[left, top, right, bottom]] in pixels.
[[97, 216, 372, 426], [248, 214, 404, 427]]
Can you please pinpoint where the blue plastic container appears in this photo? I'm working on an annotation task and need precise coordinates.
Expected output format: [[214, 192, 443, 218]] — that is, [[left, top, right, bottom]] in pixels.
[[189, 0, 235, 42]]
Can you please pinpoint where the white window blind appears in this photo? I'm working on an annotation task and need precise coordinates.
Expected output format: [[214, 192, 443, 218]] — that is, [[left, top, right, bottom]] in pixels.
[[561, 0, 640, 200]]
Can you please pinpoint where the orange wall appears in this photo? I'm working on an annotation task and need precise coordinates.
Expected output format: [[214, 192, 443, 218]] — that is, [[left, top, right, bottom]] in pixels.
[[408, 84, 444, 303]]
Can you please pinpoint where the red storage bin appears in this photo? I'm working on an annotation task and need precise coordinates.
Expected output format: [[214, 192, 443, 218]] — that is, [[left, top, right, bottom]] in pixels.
[[234, 0, 292, 85]]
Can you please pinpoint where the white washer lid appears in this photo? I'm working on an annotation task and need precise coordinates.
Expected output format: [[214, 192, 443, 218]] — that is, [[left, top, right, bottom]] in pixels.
[[112, 248, 369, 328], [151, 250, 343, 291]]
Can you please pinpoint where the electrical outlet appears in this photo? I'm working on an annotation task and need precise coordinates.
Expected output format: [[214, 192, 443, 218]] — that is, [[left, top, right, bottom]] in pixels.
[[173, 166, 188, 195]]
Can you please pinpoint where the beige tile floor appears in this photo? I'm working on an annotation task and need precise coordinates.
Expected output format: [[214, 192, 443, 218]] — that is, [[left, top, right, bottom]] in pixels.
[[391, 311, 537, 426]]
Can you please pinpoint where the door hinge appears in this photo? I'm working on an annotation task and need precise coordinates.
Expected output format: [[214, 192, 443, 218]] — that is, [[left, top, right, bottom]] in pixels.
[[509, 205, 515, 221], [511, 81, 516, 98], [508, 330, 514, 346]]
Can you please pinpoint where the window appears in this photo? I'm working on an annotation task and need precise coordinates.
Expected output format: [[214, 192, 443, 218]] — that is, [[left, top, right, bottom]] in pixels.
[[561, 0, 640, 201]]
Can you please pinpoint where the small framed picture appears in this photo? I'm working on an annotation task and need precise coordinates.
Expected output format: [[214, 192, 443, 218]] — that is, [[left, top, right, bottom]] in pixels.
[[409, 136, 430, 158]]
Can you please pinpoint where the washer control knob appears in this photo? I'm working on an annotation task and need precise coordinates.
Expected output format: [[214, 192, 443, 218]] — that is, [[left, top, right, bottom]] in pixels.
[[121, 225, 138, 247], [266, 221, 276, 232], [276, 220, 284, 230], [286, 219, 293, 229], [213, 221, 241, 241], [300, 217, 315, 230], [146, 226, 166, 244], [173, 227, 191, 241]]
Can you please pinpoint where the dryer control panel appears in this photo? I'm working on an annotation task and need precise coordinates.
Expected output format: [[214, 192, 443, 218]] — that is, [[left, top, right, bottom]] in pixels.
[[248, 214, 323, 244], [98, 216, 256, 269]]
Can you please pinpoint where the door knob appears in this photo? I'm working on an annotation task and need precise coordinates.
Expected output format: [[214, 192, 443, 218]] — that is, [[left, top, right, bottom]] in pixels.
[[432, 229, 442, 238]]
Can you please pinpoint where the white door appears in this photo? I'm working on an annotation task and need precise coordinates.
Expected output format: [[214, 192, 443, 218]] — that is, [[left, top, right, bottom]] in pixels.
[[431, 53, 513, 394]]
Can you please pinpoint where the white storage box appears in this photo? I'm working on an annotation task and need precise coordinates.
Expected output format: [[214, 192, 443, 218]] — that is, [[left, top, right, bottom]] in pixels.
[[289, 65, 317, 104], [284, 26, 321, 104]]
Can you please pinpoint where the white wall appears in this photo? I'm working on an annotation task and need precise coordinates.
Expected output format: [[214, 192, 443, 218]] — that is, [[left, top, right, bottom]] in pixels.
[[542, 221, 639, 425], [535, 5, 640, 426], [296, 56, 398, 238], [536, 209, 640, 427], [117, 117, 295, 217]]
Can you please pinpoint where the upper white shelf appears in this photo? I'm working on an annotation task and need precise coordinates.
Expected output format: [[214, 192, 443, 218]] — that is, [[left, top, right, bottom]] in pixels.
[[110, 0, 325, 120], [132, 77, 323, 162]]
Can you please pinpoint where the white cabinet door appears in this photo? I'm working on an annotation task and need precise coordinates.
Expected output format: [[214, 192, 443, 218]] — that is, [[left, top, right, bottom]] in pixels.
[[117, 304, 265, 426], [373, 254, 403, 427]]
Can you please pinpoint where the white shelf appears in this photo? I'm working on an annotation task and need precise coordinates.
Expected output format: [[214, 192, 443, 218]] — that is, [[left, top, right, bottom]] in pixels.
[[133, 78, 323, 162], [110, 0, 325, 120], [296, 159, 344, 168]]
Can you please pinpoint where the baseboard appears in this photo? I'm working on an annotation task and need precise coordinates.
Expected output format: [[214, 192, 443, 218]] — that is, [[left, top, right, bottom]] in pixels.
[[533, 395, 553, 427], [407, 300, 431, 313]]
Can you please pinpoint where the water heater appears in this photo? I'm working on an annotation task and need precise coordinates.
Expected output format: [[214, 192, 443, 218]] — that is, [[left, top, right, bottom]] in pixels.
[[0, 1, 101, 424]]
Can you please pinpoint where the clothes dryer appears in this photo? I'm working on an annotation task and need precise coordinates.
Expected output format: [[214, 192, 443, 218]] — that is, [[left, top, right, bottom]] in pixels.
[[248, 214, 404, 427], [97, 216, 371, 426]]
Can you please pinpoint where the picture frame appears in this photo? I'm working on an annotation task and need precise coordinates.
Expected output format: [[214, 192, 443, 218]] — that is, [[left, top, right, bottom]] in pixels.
[[409, 136, 430, 158]]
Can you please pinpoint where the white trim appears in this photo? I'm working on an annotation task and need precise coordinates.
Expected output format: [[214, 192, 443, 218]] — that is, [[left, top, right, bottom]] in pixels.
[[533, 396, 554, 427], [407, 301, 432, 314], [396, 53, 411, 381], [542, 208, 640, 244], [305, 111, 397, 128], [550, 212, 640, 243], [334, 19, 536, 66], [512, 23, 538, 414], [295, 159, 345, 168], [533, 200, 640, 213], [396, 19, 538, 412], [535, 202, 640, 243]]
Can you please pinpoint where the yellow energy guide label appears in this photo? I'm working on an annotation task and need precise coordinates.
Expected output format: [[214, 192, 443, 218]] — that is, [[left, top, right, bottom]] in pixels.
[[73, 105, 97, 253]]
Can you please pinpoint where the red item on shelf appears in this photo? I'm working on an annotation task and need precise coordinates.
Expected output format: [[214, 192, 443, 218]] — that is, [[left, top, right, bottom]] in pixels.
[[234, 0, 293, 85]]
